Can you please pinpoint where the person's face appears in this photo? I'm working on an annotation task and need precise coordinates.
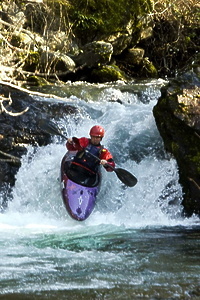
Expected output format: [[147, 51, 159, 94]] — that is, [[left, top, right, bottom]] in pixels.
[[90, 136, 102, 145]]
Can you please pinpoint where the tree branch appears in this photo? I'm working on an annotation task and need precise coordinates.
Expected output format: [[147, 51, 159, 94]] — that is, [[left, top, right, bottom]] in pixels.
[[0, 80, 66, 100], [0, 150, 21, 166], [0, 94, 29, 116]]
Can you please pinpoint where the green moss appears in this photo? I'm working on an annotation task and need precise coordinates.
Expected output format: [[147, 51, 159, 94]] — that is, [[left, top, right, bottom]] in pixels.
[[141, 58, 158, 77], [68, 0, 153, 42], [92, 65, 128, 82], [26, 76, 49, 87], [185, 36, 191, 44], [153, 84, 200, 216], [171, 141, 179, 155], [185, 150, 200, 173], [23, 52, 40, 72]]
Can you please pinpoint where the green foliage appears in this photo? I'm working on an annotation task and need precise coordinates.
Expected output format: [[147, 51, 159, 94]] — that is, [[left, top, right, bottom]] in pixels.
[[187, 154, 200, 173], [67, 0, 153, 41], [72, 12, 98, 31]]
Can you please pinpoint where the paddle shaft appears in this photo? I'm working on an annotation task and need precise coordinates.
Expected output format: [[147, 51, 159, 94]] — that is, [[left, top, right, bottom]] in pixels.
[[85, 150, 137, 187], [85, 149, 114, 169]]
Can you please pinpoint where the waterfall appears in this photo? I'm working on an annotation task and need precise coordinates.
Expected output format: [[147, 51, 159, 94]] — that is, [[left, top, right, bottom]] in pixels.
[[3, 80, 185, 228]]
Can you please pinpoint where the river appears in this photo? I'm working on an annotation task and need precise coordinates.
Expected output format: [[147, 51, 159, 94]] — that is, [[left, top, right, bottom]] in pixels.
[[0, 80, 200, 300]]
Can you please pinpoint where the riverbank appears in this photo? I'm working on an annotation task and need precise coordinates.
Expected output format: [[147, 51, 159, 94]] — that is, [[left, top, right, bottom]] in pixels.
[[0, 0, 199, 86]]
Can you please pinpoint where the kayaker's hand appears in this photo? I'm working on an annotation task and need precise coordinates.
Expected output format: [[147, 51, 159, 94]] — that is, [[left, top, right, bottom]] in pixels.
[[100, 159, 108, 166], [68, 138, 73, 144]]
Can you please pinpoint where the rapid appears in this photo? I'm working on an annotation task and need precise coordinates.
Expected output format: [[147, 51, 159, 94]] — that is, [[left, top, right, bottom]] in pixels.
[[0, 80, 200, 300]]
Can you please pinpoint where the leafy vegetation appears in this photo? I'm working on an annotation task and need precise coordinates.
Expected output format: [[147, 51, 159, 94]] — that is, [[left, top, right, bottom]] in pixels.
[[67, 0, 153, 42], [0, 0, 199, 81]]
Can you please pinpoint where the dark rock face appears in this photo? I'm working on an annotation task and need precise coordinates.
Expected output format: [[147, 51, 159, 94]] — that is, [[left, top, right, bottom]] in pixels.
[[0, 84, 78, 211], [153, 83, 200, 216]]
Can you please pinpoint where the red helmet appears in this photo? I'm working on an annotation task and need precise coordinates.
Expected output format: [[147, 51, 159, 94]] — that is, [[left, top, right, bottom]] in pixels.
[[89, 125, 105, 137]]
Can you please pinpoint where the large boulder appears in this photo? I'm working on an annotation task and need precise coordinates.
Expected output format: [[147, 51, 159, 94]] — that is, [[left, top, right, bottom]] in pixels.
[[153, 82, 200, 216], [73, 41, 113, 67], [122, 47, 145, 65], [0, 83, 78, 211], [40, 51, 76, 73], [104, 33, 133, 56], [91, 65, 129, 83]]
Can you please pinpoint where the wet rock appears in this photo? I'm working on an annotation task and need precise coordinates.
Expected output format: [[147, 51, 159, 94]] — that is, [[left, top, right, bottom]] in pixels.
[[0, 83, 78, 210], [153, 82, 200, 216], [91, 65, 129, 83]]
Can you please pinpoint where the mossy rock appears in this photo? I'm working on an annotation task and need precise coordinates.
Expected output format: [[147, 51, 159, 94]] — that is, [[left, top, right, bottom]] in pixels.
[[23, 51, 40, 72], [39, 51, 76, 73], [68, 0, 153, 43], [153, 84, 200, 216], [26, 76, 49, 87], [74, 41, 113, 67], [140, 57, 158, 78], [123, 47, 145, 65], [91, 65, 128, 83]]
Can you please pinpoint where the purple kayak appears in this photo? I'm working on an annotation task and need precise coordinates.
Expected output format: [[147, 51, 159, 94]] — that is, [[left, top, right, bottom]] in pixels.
[[60, 151, 101, 221]]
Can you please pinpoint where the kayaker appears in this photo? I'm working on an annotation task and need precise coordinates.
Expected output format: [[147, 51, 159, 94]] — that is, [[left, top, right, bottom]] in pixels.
[[66, 125, 115, 175]]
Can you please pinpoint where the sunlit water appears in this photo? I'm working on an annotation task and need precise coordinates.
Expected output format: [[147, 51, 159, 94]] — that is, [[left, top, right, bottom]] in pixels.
[[0, 80, 200, 300]]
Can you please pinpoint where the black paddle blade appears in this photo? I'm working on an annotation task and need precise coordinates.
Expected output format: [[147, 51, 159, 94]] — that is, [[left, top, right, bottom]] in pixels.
[[38, 119, 67, 139], [114, 168, 137, 187]]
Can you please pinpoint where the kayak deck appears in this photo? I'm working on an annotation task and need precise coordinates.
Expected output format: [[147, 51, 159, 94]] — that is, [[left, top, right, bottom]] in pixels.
[[61, 151, 101, 221]]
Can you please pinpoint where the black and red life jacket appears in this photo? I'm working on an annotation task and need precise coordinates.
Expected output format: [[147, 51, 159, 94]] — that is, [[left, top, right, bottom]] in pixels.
[[72, 143, 103, 173]]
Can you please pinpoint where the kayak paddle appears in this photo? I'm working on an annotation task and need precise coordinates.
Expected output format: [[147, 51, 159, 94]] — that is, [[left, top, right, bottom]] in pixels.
[[39, 118, 138, 187], [39, 118, 68, 139], [85, 150, 137, 187]]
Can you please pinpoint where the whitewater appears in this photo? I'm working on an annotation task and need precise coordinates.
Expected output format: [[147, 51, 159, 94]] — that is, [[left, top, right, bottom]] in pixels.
[[0, 80, 199, 299]]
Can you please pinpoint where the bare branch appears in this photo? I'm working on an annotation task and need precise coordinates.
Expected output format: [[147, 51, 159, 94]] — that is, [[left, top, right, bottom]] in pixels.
[[0, 80, 67, 100], [0, 94, 29, 116], [188, 177, 200, 191], [0, 150, 21, 166], [0, 33, 25, 52]]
